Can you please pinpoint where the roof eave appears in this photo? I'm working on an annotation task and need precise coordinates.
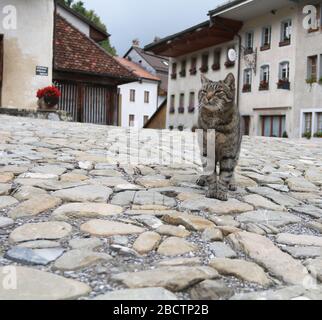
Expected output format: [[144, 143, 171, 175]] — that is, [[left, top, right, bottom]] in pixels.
[[56, 0, 110, 38], [54, 67, 138, 83], [208, 0, 250, 17]]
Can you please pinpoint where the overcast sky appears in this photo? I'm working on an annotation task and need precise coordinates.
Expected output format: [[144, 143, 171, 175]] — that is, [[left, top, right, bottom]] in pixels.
[[82, 0, 223, 56]]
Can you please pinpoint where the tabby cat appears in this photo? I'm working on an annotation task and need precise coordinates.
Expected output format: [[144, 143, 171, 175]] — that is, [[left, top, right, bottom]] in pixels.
[[197, 73, 242, 201]]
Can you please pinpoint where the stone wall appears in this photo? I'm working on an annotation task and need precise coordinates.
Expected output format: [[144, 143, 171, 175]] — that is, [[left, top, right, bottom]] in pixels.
[[0, 108, 73, 122]]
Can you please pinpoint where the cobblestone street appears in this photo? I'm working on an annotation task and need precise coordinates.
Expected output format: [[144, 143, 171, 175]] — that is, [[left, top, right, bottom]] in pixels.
[[0, 115, 322, 300]]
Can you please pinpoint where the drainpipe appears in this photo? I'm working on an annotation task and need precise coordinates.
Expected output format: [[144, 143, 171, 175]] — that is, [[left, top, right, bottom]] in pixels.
[[235, 33, 242, 109]]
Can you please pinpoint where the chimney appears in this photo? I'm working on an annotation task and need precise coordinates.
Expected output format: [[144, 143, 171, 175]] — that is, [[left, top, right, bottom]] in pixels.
[[132, 39, 140, 47]]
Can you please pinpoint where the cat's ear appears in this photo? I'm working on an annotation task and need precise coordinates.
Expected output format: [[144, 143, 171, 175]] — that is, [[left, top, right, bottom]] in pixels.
[[224, 73, 235, 90], [201, 74, 210, 85]]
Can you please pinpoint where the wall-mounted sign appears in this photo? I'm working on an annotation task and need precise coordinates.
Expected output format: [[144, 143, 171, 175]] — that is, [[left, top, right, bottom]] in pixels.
[[36, 66, 48, 76]]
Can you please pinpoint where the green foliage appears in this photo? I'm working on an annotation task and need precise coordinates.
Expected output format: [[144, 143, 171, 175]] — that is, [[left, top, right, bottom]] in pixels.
[[282, 131, 289, 138], [314, 132, 322, 138], [306, 76, 317, 85], [302, 131, 312, 139], [58, 0, 117, 56]]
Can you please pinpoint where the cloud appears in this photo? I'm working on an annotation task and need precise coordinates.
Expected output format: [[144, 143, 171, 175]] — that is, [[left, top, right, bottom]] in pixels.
[[81, 0, 222, 55]]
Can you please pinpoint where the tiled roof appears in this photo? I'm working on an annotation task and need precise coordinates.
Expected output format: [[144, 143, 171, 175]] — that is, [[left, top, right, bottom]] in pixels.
[[54, 14, 137, 81], [133, 47, 169, 73], [114, 57, 160, 82]]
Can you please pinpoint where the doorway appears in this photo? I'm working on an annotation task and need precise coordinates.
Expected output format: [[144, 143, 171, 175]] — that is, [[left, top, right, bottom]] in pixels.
[[0, 34, 3, 106], [242, 116, 250, 136]]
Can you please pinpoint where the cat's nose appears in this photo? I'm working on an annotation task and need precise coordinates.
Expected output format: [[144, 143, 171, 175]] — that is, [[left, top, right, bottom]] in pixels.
[[207, 93, 212, 100]]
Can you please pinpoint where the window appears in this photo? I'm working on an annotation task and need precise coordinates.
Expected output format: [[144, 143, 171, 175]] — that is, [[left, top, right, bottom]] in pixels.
[[304, 113, 312, 134], [278, 62, 290, 89], [200, 53, 209, 73], [245, 32, 254, 53], [143, 115, 149, 126], [171, 63, 177, 79], [279, 61, 290, 80], [212, 50, 221, 70], [280, 20, 292, 45], [130, 89, 135, 102], [243, 69, 252, 92], [179, 93, 185, 113], [170, 94, 175, 113], [261, 116, 286, 137], [180, 60, 187, 77], [307, 55, 318, 82], [317, 113, 322, 133], [260, 65, 270, 90], [144, 91, 150, 103], [129, 114, 135, 127], [189, 92, 195, 113], [261, 26, 271, 50], [190, 57, 197, 75]]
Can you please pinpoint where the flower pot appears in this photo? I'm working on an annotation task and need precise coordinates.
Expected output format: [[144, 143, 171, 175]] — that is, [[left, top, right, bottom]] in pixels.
[[37, 96, 59, 110]]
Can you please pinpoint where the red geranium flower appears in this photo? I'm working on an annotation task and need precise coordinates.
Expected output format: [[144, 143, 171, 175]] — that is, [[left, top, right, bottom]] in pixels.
[[37, 86, 61, 99]]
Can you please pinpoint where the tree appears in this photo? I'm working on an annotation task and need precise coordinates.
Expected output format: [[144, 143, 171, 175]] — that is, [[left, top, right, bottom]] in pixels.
[[58, 0, 117, 56]]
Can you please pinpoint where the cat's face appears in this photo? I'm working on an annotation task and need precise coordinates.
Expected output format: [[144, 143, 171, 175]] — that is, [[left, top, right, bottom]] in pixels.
[[199, 73, 235, 112]]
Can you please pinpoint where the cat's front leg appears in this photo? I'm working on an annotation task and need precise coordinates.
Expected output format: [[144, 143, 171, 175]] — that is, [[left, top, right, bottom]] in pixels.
[[206, 181, 228, 201], [219, 159, 238, 191], [196, 173, 216, 187]]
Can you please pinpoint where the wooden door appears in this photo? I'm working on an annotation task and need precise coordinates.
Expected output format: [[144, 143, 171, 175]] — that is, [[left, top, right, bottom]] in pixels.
[[0, 35, 4, 106]]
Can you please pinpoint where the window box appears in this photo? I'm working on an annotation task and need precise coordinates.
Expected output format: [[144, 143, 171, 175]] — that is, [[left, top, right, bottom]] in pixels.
[[178, 107, 185, 114], [212, 63, 220, 71], [314, 132, 322, 138], [242, 84, 251, 92], [199, 66, 209, 73], [169, 126, 174, 130], [308, 27, 319, 33], [179, 70, 186, 78], [306, 77, 317, 85], [319, 77, 322, 84], [169, 107, 175, 114], [188, 106, 195, 113], [178, 125, 184, 131], [302, 132, 312, 139], [279, 39, 291, 47], [260, 44, 271, 51], [259, 81, 269, 91], [244, 47, 254, 55], [189, 68, 197, 75], [277, 79, 290, 90], [225, 60, 235, 68], [171, 73, 177, 80]]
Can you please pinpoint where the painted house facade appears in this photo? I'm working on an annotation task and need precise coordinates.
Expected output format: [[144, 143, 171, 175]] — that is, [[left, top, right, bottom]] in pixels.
[[115, 57, 160, 128], [0, 0, 136, 126], [124, 43, 169, 109], [145, 0, 322, 139], [0, 0, 54, 109]]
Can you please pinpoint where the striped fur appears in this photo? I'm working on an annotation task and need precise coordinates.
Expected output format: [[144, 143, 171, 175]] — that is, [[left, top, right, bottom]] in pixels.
[[197, 73, 242, 201]]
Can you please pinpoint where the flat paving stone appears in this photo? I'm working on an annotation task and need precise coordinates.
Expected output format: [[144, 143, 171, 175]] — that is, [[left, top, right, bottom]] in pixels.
[[95, 287, 178, 300], [112, 266, 219, 292], [9, 222, 72, 243], [52, 185, 112, 203], [0, 266, 91, 300], [80, 219, 146, 237]]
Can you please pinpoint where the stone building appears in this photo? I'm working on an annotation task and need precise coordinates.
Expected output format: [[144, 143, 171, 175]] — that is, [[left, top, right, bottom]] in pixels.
[[0, 0, 136, 126], [145, 0, 322, 138]]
